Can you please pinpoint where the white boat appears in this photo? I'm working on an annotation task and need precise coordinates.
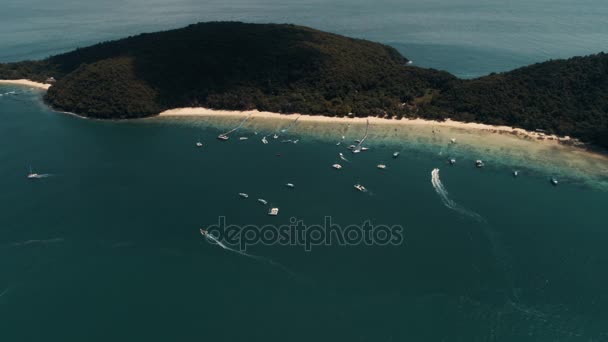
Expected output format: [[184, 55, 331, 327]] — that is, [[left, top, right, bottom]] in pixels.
[[393, 152, 400, 158], [361, 147, 369, 151], [377, 164, 387, 169], [27, 166, 40, 179], [354, 184, 367, 192], [238, 193, 249, 198], [217, 134, 229, 141], [196, 142, 203, 147], [239, 137, 248, 140], [341, 135, 345, 140], [261, 136, 269, 144], [293, 139, 299, 144], [551, 177, 559, 186], [286, 183, 295, 188], [332, 164, 342, 170], [450, 138, 457, 144], [513, 170, 519, 177], [347, 145, 356, 150], [257, 198, 268, 205], [449, 158, 456, 165], [352, 148, 361, 154], [336, 142, 341, 146], [268, 207, 279, 216], [475, 160, 485, 168], [273, 134, 279, 139]]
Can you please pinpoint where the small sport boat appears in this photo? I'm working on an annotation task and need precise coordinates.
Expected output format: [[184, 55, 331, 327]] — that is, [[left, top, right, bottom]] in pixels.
[[354, 184, 367, 192]]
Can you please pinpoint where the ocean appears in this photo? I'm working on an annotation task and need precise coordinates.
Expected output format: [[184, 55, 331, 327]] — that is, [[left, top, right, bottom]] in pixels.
[[1, 1, 608, 341]]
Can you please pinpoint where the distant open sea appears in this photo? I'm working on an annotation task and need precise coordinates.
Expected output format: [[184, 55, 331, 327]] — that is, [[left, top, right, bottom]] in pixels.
[[1, 1, 608, 341]]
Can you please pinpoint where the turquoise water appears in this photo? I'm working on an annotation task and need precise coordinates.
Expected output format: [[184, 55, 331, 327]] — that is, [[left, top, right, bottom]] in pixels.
[[2, 1, 608, 340]]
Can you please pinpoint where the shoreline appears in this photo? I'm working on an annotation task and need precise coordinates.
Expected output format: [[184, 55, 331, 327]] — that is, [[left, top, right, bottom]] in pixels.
[[0, 79, 51, 90], [158, 107, 583, 148]]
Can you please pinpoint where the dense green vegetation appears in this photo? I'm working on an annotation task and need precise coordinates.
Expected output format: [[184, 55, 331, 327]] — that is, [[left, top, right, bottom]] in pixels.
[[0, 22, 607, 149]]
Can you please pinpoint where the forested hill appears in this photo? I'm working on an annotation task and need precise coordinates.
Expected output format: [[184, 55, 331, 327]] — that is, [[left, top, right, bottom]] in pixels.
[[0, 22, 607, 149], [0, 22, 454, 119], [426, 53, 608, 148]]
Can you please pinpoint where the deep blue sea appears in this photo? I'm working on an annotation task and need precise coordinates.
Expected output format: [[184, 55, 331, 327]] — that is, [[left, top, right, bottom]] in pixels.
[[1, 1, 608, 341]]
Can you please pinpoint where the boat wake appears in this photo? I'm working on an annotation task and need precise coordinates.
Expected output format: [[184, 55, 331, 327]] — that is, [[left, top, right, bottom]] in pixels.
[[431, 168, 485, 222], [202, 230, 296, 277]]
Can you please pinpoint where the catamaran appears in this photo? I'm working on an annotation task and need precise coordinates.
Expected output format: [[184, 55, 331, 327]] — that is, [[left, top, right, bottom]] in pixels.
[[268, 207, 279, 216]]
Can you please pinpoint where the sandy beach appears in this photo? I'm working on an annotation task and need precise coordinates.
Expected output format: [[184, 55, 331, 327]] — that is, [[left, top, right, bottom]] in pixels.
[[0, 79, 51, 90], [159, 107, 578, 146]]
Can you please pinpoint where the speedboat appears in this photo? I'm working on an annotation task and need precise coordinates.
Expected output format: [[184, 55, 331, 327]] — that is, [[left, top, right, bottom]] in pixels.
[[286, 183, 295, 188], [377, 164, 387, 169], [257, 198, 268, 205], [217, 134, 229, 141], [354, 184, 367, 192], [238, 193, 249, 198], [332, 164, 342, 170], [393, 152, 400, 158], [196, 142, 203, 147], [268, 207, 279, 216], [475, 160, 485, 168], [449, 158, 456, 165], [550, 177, 559, 186]]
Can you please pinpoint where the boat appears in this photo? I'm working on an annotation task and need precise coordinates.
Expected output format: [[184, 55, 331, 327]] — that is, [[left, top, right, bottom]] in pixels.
[[513, 170, 519, 177], [551, 177, 559, 186], [393, 152, 400, 158], [268, 207, 279, 216], [239, 137, 248, 140], [347, 145, 356, 150], [261, 136, 269, 144], [361, 147, 369, 151], [257, 199, 268, 205], [377, 164, 387, 169], [354, 184, 367, 192], [352, 148, 361, 154], [199, 229, 208, 237], [286, 183, 295, 188], [332, 164, 342, 170], [238, 193, 249, 198], [450, 138, 457, 144], [293, 140, 299, 144], [341, 135, 345, 140], [449, 158, 456, 165], [336, 142, 341, 146], [27, 166, 41, 179], [217, 134, 229, 141], [273, 134, 279, 139], [475, 160, 485, 168], [196, 142, 203, 147]]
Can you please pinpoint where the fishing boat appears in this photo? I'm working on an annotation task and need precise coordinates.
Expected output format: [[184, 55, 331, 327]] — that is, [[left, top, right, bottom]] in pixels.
[[238, 193, 249, 198], [257, 199, 268, 205], [286, 183, 295, 188], [377, 164, 387, 170], [354, 184, 367, 192], [332, 164, 342, 170], [475, 160, 485, 168], [268, 207, 279, 216], [393, 152, 400, 158]]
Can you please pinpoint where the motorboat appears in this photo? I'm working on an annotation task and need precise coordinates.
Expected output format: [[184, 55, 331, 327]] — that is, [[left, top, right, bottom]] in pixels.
[[393, 152, 400, 158], [332, 164, 342, 170], [217, 134, 229, 141], [377, 164, 387, 170], [475, 160, 485, 168], [238, 193, 249, 198], [286, 183, 295, 188], [354, 184, 367, 192]]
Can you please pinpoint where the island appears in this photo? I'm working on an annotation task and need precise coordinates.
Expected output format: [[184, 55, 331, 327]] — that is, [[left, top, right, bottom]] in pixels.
[[0, 22, 606, 149]]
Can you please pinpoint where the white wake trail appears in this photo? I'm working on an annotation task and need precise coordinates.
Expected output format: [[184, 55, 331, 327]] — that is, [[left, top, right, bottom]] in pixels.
[[202, 231, 295, 277], [431, 168, 485, 222]]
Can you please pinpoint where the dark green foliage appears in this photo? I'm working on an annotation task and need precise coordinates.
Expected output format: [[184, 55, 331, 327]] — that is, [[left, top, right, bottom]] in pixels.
[[1, 22, 607, 149], [426, 53, 608, 146]]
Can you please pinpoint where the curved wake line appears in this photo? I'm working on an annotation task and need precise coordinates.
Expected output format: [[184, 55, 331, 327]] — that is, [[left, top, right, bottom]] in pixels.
[[202, 232, 296, 277], [431, 168, 485, 222]]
